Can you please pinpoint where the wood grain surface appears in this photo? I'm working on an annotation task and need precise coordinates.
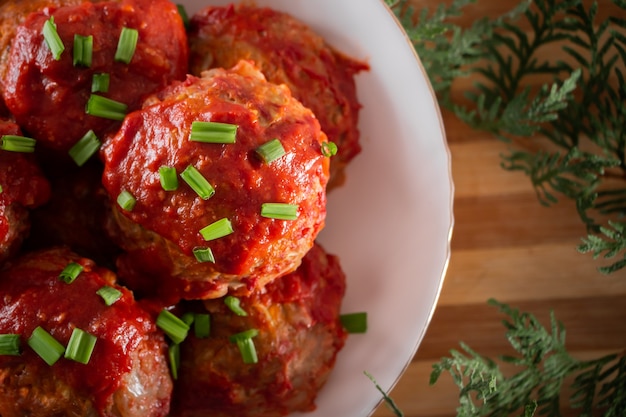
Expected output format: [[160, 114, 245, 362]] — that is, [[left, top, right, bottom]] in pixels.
[[372, 1, 626, 416]]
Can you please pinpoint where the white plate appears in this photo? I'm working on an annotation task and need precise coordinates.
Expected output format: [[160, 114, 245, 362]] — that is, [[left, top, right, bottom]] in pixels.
[[178, 0, 454, 415]]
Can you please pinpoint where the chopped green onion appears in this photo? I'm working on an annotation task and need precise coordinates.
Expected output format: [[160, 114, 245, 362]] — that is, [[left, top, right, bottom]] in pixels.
[[255, 138, 286, 164], [117, 190, 136, 211], [42, 17, 64, 60], [28, 327, 64, 366], [156, 310, 189, 345], [194, 313, 210, 338], [91, 73, 110, 93], [321, 141, 338, 157], [180, 165, 215, 200], [224, 296, 247, 317], [200, 218, 233, 241], [176, 4, 190, 29], [114, 27, 138, 64], [261, 203, 299, 220], [1, 135, 36, 153], [168, 342, 180, 379], [86, 94, 128, 121], [159, 166, 179, 191], [229, 329, 259, 364], [69, 130, 101, 166], [64, 328, 97, 364], [96, 286, 122, 306], [0, 334, 21, 356], [192, 247, 215, 263], [181, 312, 195, 327], [59, 262, 84, 284], [0, 184, 3, 194], [190, 121, 237, 144], [340, 312, 368, 333], [73, 34, 93, 67]]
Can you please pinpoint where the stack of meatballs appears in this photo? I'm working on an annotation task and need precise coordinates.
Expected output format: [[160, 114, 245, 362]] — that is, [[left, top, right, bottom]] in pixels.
[[0, 1, 366, 416]]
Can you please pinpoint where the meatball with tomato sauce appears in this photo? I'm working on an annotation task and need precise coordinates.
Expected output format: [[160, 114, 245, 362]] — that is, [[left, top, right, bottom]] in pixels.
[[0, 247, 173, 417], [0, 120, 51, 264], [170, 243, 347, 417], [102, 60, 330, 303], [1, 0, 188, 153], [188, 4, 368, 189]]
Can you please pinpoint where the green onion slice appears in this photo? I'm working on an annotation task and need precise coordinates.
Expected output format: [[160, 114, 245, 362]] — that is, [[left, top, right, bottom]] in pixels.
[[180, 165, 215, 200], [0, 184, 3, 194], [59, 262, 84, 284], [1, 135, 36, 153], [229, 329, 259, 364], [168, 342, 180, 379], [261, 203, 299, 220], [255, 138, 286, 164], [73, 34, 93, 67], [321, 141, 338, 157], [0, 334, 21, 356], [42, 17, 64, 60], [96, 286, 122, 306], [192, 247, 215, 263], [117, 190, 136, 211], [156, 310, 189, 345], [91, 73, 110, 93], [224, 295, 247, 317], [181, 312, 195, 327], [176, 4, 190, 29], [69, 130, 101, 167], [200, 218, 233, 241], [340, 312, 368, 333], [86, 94, 128, 121], [159, 166, 179, 191], [64, 328, 97, 364], [190, 121, 237, 144], [193, 313, 211, 339], [114, 27, 138, 64], [28, 327, 64, 366]]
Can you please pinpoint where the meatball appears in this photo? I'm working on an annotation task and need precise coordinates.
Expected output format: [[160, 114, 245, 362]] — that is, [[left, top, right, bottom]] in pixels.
[[102, 60, 330, 303], [188, 4, 368, 189], [0, 120, 51, 264], [1, 0, 188, 152], [0, 247, 173, 417], [170, 243, 347, 417]]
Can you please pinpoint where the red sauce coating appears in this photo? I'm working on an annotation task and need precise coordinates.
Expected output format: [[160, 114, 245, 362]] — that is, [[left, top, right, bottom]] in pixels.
[[102, 61, 329, 301], [189, 4, 368, 189], [0, 247, 171, 415], [1, 0, 188, 152]]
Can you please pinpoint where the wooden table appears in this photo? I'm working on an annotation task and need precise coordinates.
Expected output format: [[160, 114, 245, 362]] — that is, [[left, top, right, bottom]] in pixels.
[[373, 1, 626, 415]]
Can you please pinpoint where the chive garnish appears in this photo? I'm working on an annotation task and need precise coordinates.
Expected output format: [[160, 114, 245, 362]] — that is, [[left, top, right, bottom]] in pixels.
[[200, 218, 233, 241], [42, 17, 64, 60], [255, 138, 286, 164], [0, 334, 21, 356], [159, 166, 179, 191], [28, 327, 65, 366], [193, 247, 215, 263], [229, 329, 259, 364], [261, 203, 299, 220], [180, 165, 215, 200], [194, 313, 211, 339], [321, 141, 338, 157], [91, 73, 110, 93], [224, 296, 247, 317], [59, 262, 84, 284], [73, 34, 93, 67], [190, 121, 237, 144], [69, 130, 101, 166], [64, 328, 97, 364], [168, 342, 180, 379], [114, 27, 138, 64], [1, 135, 36, 153], [86, 94, 128, 121], [156, 310, 189, 345], [117, 190, 136, 211], [340, 312, 368, 333], [96, 286, 122, 306], [0, 184, 3, 194], [176, 4, 190, 29]]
